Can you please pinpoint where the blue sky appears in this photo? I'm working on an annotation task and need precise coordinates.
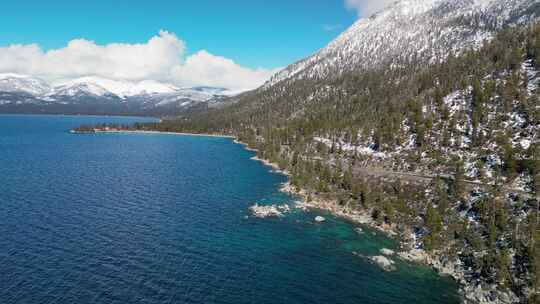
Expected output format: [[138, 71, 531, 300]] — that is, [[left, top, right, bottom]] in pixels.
[[0, 0, 358, 69], [0, 1, 396, 90]]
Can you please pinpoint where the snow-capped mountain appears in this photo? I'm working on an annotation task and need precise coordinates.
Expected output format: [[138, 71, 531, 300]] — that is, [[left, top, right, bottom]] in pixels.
[[0, 74, 51, 96], [0, 74, 234, 114], [267, 0, 540, 86], [51, 82, 113, 98], [52, 77, 179, 98]]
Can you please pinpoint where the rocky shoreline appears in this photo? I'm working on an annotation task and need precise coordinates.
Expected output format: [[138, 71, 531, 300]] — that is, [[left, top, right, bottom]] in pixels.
[[71, 129, 235, 138], [233, 139, 519, 304], [279, 182, 520, 303]]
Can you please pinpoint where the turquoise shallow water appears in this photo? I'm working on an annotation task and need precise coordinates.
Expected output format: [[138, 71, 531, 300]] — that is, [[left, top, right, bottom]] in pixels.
[[0, 115, 459, 304]]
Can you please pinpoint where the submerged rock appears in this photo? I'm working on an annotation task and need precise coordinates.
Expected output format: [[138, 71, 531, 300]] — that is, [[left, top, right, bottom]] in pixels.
[[355, 227, 364, 234], [315, 216, 326, 223]]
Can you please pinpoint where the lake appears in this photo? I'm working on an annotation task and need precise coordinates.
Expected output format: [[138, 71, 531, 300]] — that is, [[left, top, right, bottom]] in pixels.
[[0, 114, 459, 304]]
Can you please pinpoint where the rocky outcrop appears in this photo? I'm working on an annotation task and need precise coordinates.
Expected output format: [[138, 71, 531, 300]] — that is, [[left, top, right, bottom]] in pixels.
[[249, 204, 290, 218], [370, 255, 397, 272], [380, 248, 395, 256]]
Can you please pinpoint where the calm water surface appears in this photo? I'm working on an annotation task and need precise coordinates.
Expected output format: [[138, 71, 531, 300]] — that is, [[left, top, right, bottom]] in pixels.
[[0, 115, 459, 304]]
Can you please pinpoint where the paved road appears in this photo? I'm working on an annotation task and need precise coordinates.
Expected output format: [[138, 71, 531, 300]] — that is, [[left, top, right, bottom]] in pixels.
[[354, 167, 530, 195]]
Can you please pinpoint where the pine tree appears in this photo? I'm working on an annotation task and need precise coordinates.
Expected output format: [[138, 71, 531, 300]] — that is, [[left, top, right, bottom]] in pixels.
[[450, 160, 466, 199], [425, 203, 443, 251], [343, 165, 353, 191]]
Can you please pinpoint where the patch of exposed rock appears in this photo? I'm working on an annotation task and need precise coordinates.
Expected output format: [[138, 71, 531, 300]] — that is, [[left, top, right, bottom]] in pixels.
[[249, 204, 290, 218], [370, 255, 397, 272], [380, 248, 395, 256]]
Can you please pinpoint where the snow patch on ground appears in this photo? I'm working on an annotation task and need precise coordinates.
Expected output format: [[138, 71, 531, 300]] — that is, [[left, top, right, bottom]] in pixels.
[[313, 136, 388, 159]]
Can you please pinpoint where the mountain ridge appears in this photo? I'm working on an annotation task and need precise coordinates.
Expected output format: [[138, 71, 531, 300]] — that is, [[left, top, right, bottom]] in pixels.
[[0, 73, 236, 115], [266, 0, 540, 88]]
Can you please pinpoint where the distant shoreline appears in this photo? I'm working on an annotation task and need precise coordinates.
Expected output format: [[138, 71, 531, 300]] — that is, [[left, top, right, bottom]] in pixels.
[[1, 113, 161, 120], [70, 129, 234, 138]]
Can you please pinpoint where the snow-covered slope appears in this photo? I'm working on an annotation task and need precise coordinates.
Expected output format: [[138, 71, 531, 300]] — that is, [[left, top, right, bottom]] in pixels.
[[51, 82, 112, 98], [0, 74, 51, 95], [267, 0, 540, 86], [153, 89, 219, 106], [52, 77, 179, 98]]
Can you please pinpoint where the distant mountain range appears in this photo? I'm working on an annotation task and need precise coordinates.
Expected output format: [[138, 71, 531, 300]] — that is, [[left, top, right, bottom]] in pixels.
[[0, 74, 236, 116]]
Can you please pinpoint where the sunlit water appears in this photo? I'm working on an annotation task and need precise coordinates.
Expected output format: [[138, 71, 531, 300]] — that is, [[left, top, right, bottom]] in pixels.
[[0, 115, 459, 304]]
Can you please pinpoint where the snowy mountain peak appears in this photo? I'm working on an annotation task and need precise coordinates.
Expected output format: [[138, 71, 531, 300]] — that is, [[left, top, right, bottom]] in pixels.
[[51, 82, 111, 97], [129, 80, 179, 96], [53, 77, 179, 98], [266, 0, 540, 87], [380, 0, 440, 18], [0, 73, 51, 95]]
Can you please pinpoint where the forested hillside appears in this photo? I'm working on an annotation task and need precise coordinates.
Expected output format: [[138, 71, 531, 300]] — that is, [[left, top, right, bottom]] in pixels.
[[136, 23, 540, 303]]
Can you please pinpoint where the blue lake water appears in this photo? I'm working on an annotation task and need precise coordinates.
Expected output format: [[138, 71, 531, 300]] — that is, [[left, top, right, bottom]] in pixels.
[[0, 115, 459, 304]]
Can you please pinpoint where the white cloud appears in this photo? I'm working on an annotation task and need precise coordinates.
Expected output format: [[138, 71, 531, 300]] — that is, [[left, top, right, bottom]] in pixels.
[[170, 51, 281, 92], [0, 30, 278, 91], [345, 0, 395, 17]]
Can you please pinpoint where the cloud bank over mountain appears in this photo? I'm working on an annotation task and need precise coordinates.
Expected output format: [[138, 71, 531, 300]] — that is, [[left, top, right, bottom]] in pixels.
[[0, 30, 280, 91]]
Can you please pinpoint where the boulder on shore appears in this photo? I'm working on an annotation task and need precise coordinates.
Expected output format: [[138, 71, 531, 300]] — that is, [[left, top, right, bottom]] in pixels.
[[370, 255, 396, 271], [398, 249, 427, 263], [380, 248, 395, 256]]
